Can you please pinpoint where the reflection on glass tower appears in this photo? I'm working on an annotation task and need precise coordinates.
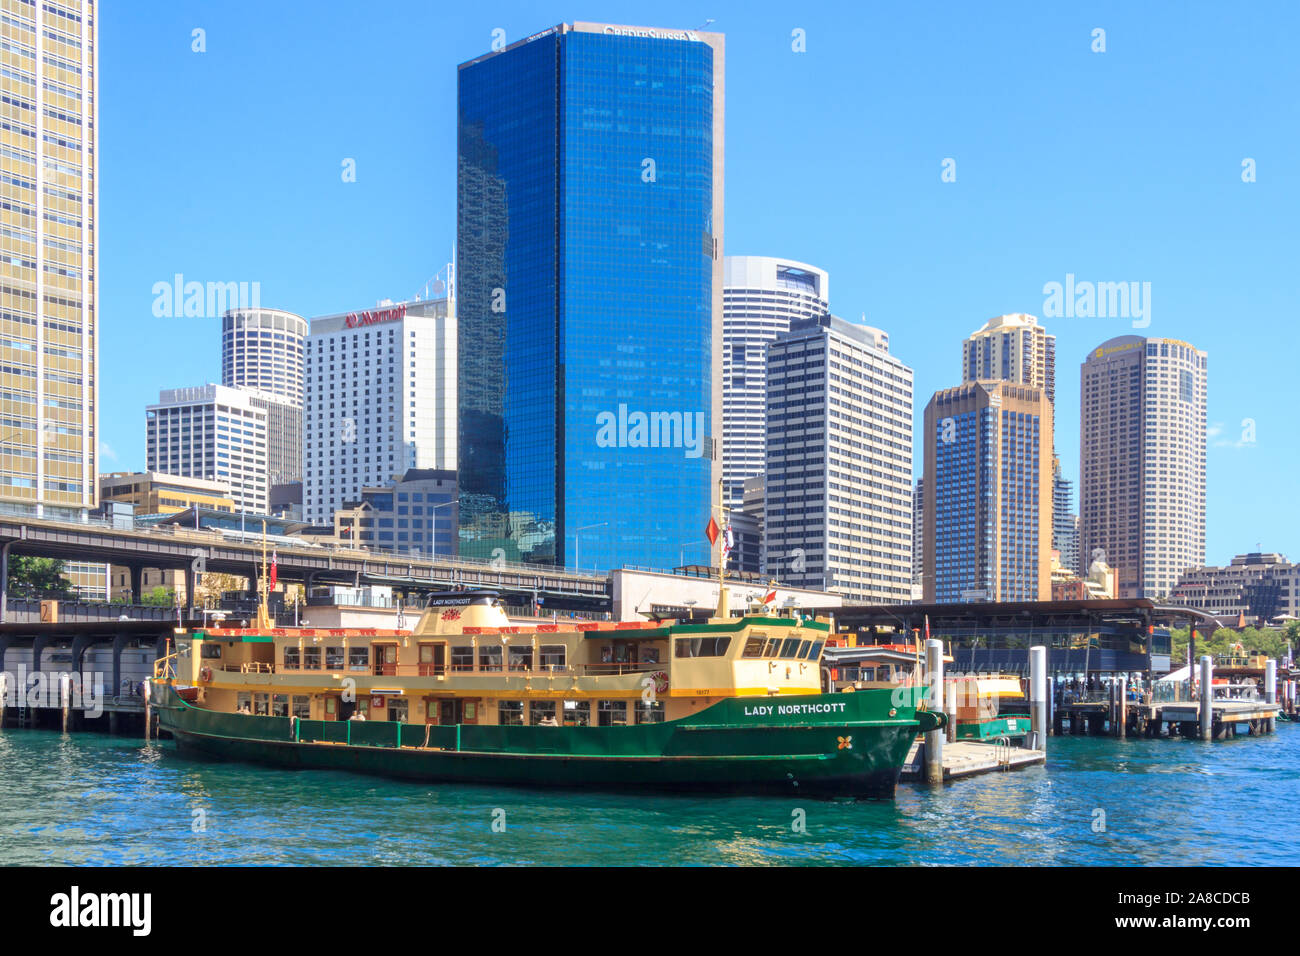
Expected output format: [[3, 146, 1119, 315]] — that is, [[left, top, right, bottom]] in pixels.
[[456, 22, 724, 571]]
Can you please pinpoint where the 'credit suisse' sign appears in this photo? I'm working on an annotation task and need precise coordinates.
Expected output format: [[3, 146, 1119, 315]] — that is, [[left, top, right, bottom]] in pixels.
[[345, 304, 406, 329]]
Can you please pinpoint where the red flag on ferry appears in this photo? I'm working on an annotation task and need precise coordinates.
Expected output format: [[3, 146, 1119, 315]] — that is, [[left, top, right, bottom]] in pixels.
[[924, 615, 931, 642], [269, 551, 278, 589], [705, 516, 720, 545]]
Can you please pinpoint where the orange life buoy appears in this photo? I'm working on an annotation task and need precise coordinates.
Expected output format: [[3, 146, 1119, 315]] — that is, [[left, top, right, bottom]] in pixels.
[[200, 666, 213, 682]]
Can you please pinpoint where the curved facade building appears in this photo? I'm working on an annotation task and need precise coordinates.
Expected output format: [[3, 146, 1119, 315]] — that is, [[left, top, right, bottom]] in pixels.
[[1079, 335, 1207, 600], [723, 256, 829, 509], [221, 308, 308, 406]]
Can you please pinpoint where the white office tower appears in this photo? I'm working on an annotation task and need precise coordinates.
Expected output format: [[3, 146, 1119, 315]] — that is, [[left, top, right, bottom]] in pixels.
[[145, 385, 270, 514], [221, 308, 307, 406], [304, 294, 456, 526], [722, 256, 829, 510], [764, 315, 913, 604]]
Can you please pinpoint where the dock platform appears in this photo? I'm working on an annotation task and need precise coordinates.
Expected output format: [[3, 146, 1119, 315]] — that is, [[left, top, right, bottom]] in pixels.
[[900, 739, 1045, 782], [1054, 697, 1280, 739]]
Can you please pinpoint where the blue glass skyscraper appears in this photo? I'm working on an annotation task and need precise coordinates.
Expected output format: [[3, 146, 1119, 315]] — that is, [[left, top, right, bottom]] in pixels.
[[457, 22, 724, 572]]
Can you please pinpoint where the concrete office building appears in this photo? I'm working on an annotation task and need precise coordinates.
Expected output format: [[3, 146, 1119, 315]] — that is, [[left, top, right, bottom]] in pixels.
[[911, 477, 925, 599], [0, 0, 98, 519], [303, 294, 455, 526], [922, 381, 1053, 603], [457, 22, 724, 570], [721, 256, 829, 510], [764, 315, 913, 604], [1079, 336, 1207, 600], [99, 471, 235, 514], [332, 469, 458, 556], [145, 384, 270, 514], [1171, 552, 1300, 625], [1052, 457, 1080, 576]]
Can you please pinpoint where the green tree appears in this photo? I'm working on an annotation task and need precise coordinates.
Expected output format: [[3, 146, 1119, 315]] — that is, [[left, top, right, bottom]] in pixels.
[[6, 555, 73, 596], [141, 585, 176, 606]]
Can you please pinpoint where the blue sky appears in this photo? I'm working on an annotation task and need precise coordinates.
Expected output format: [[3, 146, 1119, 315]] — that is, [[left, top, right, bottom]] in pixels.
[[100, 1, 1299, 566]]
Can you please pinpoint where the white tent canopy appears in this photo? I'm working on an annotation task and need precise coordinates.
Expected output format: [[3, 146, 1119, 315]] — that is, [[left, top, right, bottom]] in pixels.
[[1158, 664, 1192, 683]]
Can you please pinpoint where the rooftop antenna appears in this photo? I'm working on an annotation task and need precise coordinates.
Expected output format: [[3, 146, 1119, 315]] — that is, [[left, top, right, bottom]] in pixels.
[[696, 18, 715, 29]]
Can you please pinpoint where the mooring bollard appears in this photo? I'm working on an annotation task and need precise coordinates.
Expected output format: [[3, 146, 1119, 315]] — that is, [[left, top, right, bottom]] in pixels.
[[1117, 676, 1127, 739], [944, 678, 957, 743], [924, 639, 944, 785], [1029, 646, 1047, 752], [1199, 656, 1213, 741], [60, 673, 70, 734], [1264, 659, 1277, 733]]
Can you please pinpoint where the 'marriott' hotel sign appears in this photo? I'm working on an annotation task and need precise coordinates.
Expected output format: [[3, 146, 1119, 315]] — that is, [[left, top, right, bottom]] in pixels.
[[345, 304, 407, 329]]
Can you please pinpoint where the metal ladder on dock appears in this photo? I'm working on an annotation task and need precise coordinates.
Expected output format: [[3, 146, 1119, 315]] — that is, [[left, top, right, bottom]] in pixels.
[[993, 735, 1013, 769]]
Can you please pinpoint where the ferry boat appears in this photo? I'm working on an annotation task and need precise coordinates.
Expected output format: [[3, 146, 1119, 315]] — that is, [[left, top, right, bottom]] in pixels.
[[823, 640, 1028, 740], [151, 570, 944, 798]]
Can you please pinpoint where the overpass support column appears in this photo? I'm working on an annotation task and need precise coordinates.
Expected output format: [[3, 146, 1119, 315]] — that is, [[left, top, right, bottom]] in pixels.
[[112, 632, 127, 702], [0, 540, 10, 624], [184, 565, 196, 617], [128, 565, 144, 604]]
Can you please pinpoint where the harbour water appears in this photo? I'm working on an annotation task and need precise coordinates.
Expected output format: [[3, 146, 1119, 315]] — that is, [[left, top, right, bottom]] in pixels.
[[1, 724, 1296, 866]]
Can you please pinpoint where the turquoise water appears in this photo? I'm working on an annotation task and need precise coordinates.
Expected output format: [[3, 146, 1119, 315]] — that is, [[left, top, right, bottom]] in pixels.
[[1, 724, 1296, 866]]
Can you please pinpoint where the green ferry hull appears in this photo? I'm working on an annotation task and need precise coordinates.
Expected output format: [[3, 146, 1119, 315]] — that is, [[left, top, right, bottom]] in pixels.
[[153, 684, 943, 799]]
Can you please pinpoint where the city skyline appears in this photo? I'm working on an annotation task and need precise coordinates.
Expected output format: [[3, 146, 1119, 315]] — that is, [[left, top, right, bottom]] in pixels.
[[95, 2, 1299, 567]]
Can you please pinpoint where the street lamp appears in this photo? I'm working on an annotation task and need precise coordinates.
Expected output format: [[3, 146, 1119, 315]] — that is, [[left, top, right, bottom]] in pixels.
[[428, 499, 457, 561], [573, 522, 607, 573], [679, 541, 707, 568]]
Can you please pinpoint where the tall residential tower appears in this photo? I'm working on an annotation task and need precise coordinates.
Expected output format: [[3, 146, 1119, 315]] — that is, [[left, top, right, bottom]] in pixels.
[[457, 22, 724, 570], [923, 381, 1053, 603], [1079, 336, 1207, 600], [0, 0, 98, 519]]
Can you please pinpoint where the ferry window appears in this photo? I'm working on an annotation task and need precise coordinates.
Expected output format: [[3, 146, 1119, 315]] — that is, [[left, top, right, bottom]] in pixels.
[[283, 647, 300, 670], [780, 638, 802, 658], [641, 647, 660, 665], [272, 694, 289, 717], [325, 646, 344, 669], [540, 645, 566, 669], [598, 700, 628, 726], [254, 693, 269, 716], [348, 647, 368, 671], [451, 646, 474, 672], [292, 695, 310, 719], [797, 640, 813, 659], [563, 700, 590, 727], [674, 636, 732, 658], [237, 692, 251, 712], [529, 701, 557, 725], [508, 645, 533, 671], [303, 647, 321, 670], [742, 636, 766, 658], [200, 643, 222, 659], [807, 641, 824, 660], [636, 700, 664, 724], [763, 638, 781, 658], [498, 701, 524, 726], [479, 646, 502, 672]]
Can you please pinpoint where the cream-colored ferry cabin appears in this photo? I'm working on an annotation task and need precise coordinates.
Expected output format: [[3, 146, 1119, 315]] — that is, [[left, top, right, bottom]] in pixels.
[[175, 591, 829, 727]]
